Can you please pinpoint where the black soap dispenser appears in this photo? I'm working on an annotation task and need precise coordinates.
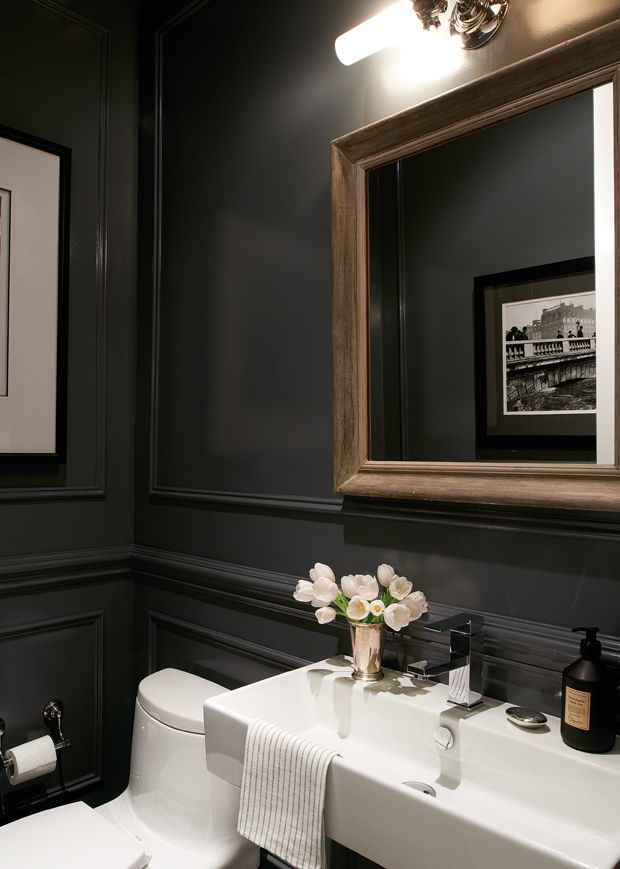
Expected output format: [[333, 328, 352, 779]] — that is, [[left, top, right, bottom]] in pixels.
[[561, 627, 616, 753]]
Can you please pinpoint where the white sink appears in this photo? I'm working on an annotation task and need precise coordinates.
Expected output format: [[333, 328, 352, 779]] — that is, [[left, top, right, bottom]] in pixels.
[[204, 656, 620, 869]]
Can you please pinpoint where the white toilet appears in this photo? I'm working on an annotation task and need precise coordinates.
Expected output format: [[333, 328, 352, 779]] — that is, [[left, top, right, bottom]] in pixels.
[[0, 668, 259, 869]]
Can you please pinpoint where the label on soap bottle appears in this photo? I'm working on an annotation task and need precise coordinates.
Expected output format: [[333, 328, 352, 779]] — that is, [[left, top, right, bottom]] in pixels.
[[564, 686, 591, 731]]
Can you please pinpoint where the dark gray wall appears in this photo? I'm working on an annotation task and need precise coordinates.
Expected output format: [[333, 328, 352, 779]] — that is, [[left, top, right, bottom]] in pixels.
[[0, 0, 137, 819], [132, 2, 620, 866], [6, 0, 620, 857], [135, 0, 620, 852]]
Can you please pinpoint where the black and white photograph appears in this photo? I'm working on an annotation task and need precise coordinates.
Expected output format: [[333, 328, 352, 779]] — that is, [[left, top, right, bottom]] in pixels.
[[502, 290, 596, 414], [473, 257, 597, 460]]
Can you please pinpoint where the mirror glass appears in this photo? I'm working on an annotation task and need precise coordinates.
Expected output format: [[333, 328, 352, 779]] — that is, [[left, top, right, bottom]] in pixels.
[[368, 84, 614, 465]]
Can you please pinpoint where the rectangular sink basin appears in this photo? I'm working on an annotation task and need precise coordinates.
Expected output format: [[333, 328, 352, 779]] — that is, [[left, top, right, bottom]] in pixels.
[[204, 656, 620, 869]]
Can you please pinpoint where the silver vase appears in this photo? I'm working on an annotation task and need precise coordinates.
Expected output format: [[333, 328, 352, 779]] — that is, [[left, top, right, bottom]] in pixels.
[[349, 622, 385, 681]]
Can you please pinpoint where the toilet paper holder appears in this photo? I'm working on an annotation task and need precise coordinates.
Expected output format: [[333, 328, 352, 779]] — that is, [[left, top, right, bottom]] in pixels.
[[0, 699, 72, 779]]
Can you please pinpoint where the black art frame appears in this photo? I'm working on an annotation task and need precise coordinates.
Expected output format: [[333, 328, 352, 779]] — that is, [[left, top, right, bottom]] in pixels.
[[0, 124, 70, 463], [473, 257, 596, 462]]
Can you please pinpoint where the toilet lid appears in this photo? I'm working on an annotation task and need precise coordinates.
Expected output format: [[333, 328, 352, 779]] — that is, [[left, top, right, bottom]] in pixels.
[[0, 801, 149, 869], [138, 667, 228, 734]]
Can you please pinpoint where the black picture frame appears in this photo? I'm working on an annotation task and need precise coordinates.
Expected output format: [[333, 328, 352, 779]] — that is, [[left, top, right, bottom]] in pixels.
[[0, 124, 70, 463], [474, 257, 596, 462]]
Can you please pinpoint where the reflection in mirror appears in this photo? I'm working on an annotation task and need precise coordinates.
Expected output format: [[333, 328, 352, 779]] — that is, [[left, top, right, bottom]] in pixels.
[[368, 84, 614, 465]]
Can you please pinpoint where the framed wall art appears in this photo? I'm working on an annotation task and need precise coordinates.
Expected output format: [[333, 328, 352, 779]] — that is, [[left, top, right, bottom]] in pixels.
[[0, 125, 70, 461], [474, 257, 597, 462]]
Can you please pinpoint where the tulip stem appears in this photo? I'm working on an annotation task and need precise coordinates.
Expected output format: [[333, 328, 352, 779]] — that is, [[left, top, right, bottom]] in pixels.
[[333, 592, 350, 616]]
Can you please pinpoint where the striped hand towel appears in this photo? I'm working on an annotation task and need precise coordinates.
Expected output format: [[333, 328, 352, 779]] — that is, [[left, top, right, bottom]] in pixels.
[[237, 719, 336, 869]]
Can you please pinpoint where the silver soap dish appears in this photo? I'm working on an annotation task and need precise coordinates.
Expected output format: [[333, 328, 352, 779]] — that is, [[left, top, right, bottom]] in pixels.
[[506, 706, 548, 729]]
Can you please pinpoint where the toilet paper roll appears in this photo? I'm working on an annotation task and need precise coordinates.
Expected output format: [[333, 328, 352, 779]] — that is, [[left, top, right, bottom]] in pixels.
[[5, 735, 57, 785]]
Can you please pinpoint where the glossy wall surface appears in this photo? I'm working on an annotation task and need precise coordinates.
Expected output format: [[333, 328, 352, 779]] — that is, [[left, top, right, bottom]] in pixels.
[[135, 10, 620, 853], [136, 0, 620, 673], [11, 0, 620, 856], [0, 0, 137, 818]]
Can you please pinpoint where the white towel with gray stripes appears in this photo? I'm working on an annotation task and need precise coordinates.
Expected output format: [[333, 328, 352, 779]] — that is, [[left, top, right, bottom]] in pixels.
[[237, 719, 336, 869]]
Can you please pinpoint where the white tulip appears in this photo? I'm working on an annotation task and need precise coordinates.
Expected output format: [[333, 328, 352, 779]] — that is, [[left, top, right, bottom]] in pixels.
[[309, 562, 336, 583], [369, 599, 385, 617], [377, 563, 396, 587], [341, 573, 379, 601], [402, 591, 428, 621], [310, 575, 339, 607], [315, 606, 337, 624], [347, 595, 371, 620], [356, 574, 379, 601], [389, 576, 413, 601], [293, 579, 316, 603], [384, 603, 411, 631], [340, 574, 358, 599]]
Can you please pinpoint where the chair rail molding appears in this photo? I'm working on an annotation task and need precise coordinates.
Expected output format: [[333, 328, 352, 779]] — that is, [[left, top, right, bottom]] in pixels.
[[0, 545, 132, 595], [133, 545, 620, 696]]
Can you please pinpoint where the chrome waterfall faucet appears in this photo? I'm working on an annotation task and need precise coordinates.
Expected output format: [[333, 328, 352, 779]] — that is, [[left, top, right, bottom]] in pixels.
[[408, 613, 484, 708]]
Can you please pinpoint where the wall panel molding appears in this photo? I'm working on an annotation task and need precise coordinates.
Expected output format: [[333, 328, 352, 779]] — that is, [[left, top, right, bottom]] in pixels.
[[0, 610, 104, 799], [9, 542, 614, 689], [134, 545, 303, 619], [147, 0, 346, 515], [339, 498, 620, 540], [147, 610, 309, 675], [0, 545, 132, 595], [0, 0, 111, 502], [147, 490, 620, 539], [150, 487, 342, 514], [133, 545, 620, 699]]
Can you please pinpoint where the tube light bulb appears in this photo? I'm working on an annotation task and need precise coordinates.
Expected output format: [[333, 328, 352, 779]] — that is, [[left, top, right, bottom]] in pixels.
[[381, 30, 463, 90], [335, 1, 417, 66]]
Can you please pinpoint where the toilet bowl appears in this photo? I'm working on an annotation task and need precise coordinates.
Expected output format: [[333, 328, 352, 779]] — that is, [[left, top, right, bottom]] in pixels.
[[0, 668, 259, 869]]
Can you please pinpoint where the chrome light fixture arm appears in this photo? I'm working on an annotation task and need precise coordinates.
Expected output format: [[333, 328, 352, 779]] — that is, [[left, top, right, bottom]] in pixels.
[[411, 0, 509, 48], [450, 0, 510, 49], [411, 0, 448, 30]]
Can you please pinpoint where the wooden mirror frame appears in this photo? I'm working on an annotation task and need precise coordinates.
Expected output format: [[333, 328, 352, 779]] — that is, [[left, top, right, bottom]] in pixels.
[[332, 21, 620, 511]]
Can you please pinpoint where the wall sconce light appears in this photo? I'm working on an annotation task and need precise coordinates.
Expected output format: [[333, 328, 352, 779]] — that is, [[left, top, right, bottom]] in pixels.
[[335, 0, 509, 66], [448, 1, 509, 49], [410, 0, 448, 31]]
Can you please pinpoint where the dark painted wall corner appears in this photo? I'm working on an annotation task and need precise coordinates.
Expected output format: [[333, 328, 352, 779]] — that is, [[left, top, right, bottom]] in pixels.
[[0, 0, 138, 819]]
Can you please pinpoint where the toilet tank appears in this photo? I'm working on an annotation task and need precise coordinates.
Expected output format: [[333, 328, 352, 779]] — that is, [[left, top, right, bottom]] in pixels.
[[127, 668, 241, 850]]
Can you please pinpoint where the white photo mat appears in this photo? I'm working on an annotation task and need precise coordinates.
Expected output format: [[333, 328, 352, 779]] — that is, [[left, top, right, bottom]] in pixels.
[[0, 134, 62, 456]]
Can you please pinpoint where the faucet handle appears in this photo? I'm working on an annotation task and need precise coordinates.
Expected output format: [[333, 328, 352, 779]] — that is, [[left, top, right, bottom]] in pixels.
[[425, 612, 484, 635]]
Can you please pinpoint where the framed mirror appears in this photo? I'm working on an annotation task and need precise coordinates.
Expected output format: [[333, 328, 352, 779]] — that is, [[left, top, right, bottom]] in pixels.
[[332, 22, 619, 511]]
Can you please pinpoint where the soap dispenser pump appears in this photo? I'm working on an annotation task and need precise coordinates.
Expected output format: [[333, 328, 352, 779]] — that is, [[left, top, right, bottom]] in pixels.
[[561, 627, 616, 753]]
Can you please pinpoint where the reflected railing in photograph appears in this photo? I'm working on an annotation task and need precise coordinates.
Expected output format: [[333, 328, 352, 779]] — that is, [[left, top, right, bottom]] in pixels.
[[506, 337, 596, 363]]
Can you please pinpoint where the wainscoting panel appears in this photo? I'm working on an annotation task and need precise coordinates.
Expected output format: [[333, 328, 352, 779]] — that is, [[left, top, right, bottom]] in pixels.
[[144, 0, 334, 502], [137, 545, 618, 869], [148, 611, 309, 688], [0, 611, 103, 802], [0, 547, 134, 819], [133, 545, 620, 718]]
